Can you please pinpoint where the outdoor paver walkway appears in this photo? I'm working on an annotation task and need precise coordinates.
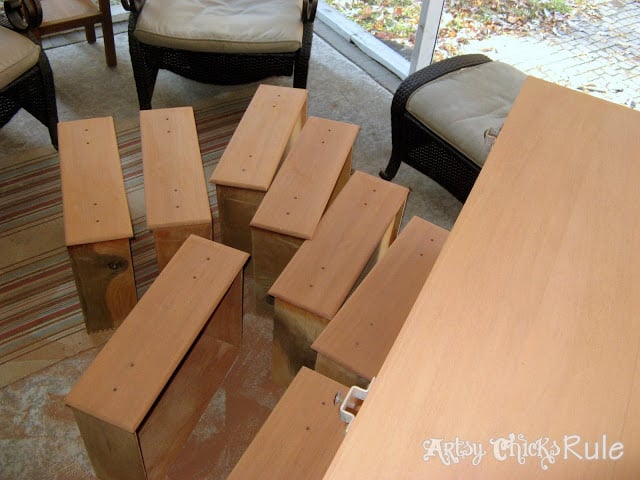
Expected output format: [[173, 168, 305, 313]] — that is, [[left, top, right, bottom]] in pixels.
[[459, 0, 639, 109]]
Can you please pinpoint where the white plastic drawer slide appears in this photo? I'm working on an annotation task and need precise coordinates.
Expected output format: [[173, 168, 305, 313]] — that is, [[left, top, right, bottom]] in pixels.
[[339, 378, 375, 432]]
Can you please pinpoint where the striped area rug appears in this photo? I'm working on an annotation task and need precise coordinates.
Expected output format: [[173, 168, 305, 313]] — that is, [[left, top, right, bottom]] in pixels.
[[0, 89, 254, 378]]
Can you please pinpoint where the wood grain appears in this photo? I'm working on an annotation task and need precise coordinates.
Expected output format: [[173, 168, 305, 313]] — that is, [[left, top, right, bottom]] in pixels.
[[250, 116, 357, 314], [58, 116, 132, 246], [312, 216, 448, 385], [65, 236, 248, 479], [272, 299, 329, 385], [269, 171, 408, 385], [141, 107, 211, 231], [228, 367, 348, 480], [250, 116, 358, 239], [70, 409, 145, 480], [269, 170, 409, 320], [251, 228, 304, 316], [314, 353, 368, 389], [65, 236, 248, 433], [138, 334, 238, 480], [67, 238, 137, 332], [210, 84, 307, 191], [323, 77, 640, 479], [152, 222, 212, 271], [215, 185, 265, 254]]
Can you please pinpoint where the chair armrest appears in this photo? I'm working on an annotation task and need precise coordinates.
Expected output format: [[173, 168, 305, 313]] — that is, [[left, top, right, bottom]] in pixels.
[[391, 54, 492, 119], [121, 0, 145, 13], [3, 0, 43, 31], [302, 0, 317, 23]]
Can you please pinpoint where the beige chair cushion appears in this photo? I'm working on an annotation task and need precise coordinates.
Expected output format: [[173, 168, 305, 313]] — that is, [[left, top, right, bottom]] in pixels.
[[135, 0, 304, 54], [0, 26, 41, 90], [407, 61, 526, 167]]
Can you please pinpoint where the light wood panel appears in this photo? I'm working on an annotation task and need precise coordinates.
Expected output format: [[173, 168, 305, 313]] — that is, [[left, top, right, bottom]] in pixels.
[[71, 409, 145, 480], [65, 236, 248, 432], [59, 116, 136, 331], [270, 171, 409, 384], [312, 216, 448, 387], [151, 223, 212, 272], [67, 238, 136, 332], [142, 107, 211, 230], [210, 84, 307, 191], [251, 116, 357, 314], [251, 229, 304, 316], [59, 116, 132, 246], [215, 185, 265, 254], [251, 116, 358, 239], [323, 77, 640, 478], [210, 85, 307, 254], [228, 367, 348, 480], [141, 106, 212, 269], [269, 170, 409, 320], [65, 236, 248, 480]]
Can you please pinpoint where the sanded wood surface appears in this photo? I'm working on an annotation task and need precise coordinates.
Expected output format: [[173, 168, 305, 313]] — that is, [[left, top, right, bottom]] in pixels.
[[70, 409, 145, 480], [152, 223, 213, 271], [215, 185, 265, 254], [65, 236, 248, 433], [324, 77, 640, 479], [210, 84, 307, 191], [312, 216, 448, 384], [141, 107, 211, 230], [272, 298, 330, 385], [251, 229, 304, 315], [138, 323, 238, 480], [67, 238, 137, 332], [269, 170, 409, 320], [59, 116, 133, 246], [228, 367, 348, 480], [250, 116, 359, 239], [314, 354, 367, 390]]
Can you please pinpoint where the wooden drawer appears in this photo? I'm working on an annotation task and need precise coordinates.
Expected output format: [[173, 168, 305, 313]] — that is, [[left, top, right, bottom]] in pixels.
[[65, 235, 249, 480], [250, 116, 358, 315], [313, 216, 449, 387], [210, 84, 307, 254], [269, 171, 409, 385], [141, 106, 212, 271], [59, 116, 136, 332], [228, 367, 348, 480]]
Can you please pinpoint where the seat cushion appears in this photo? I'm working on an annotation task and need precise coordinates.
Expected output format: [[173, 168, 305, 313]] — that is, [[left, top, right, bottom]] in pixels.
[[134, 0, 304, 54], [0, 26, 41, 90], [407, 60, 526, 167]]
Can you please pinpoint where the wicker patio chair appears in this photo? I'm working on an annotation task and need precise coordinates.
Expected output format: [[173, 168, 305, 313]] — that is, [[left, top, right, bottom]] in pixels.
[[121, 0, 317, 110], [1, 0, 58, 148], [380, 54, 526, 202]]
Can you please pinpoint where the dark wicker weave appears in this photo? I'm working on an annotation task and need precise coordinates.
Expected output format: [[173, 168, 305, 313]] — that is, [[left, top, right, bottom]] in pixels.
[[122, 0, 317, 110], [380, 54, 493, 202], [1, 0, 58, 148]]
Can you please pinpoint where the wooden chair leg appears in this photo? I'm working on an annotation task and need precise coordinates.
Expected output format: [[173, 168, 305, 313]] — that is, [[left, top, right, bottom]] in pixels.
[[84, 24, 96, 44], [99, 0, 117, 67], [102, 19, 117, 67]]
